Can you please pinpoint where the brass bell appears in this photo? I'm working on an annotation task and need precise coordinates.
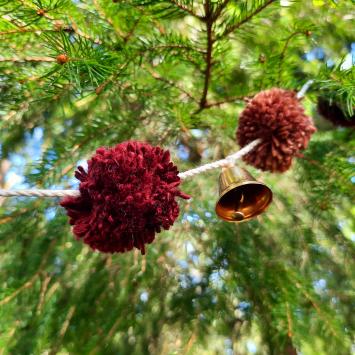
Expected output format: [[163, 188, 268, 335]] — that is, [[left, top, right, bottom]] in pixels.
[[215, 166, 272, 222]]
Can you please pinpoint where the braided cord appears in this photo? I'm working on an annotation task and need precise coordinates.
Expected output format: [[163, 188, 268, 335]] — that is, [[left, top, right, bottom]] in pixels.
[[0, 189, 80, 197], [296, 79, 314, 99], [0, 139, 260, 198], [178, 139, 261, 179], [0, 80, 313, 198]]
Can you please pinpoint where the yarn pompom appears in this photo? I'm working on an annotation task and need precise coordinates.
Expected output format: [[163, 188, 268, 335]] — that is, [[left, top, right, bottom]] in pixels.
[[237, 88, 316, 172], [317, 97, 354, 127], [60, 141, 190, 254]]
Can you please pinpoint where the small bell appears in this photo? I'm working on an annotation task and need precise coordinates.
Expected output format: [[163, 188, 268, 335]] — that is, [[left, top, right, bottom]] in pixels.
[[215, 166, 272, 222]]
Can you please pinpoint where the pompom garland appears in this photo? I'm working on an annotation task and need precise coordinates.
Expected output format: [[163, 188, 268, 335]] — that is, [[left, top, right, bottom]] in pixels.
[[0, 88, 318, 255], [60, 141, 190, 255], [3, 89, 318, 254], [237, 88, 316, 172], [317, 97, 354, 127]]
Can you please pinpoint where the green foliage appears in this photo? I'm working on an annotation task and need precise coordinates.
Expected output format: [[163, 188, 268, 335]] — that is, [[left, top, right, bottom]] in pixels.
[[317, 64, 355, 116], [0, 0, 354, 354]]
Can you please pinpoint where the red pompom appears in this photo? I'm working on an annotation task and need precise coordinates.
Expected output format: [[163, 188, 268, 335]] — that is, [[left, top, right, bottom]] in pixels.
[[237, 88, 316, 172], [60, 141, 190, 254]]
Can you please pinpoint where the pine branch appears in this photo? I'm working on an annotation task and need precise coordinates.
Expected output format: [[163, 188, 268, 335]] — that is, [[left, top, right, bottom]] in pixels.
[[0, 273, 39, 306], [0, 28, 59, 35], [219, 0, 276, 39], [278, 30, 308, 84], [286, 302, 293, 338], [317, 65, 354, 116], [0, 240, 55, 306], [295, 282, 341, 340], [92, 0, 126, 37], [203, 94, 250, 109], [196, 0, 215, 113], [0, 23, 98, 50], [169, 0, 203, 19], [95, 62, 130, 95], [0, 56, 55, 62], [123, 16, 141, 43], [199, 20, 214, 110], [212, 0, 230, 20], [195, 0, 276, 114], [49, 305, 76, 355], [67, 15, 102, 45], [36, 273, 51, 315], [145, 66, 199, 103]]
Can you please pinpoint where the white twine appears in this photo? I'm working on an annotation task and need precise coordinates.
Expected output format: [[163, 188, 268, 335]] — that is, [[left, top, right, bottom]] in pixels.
[[0, 139, 261, 198], [178, 138, 261, 179], [296, 79, 314, 99], [0, 189, 80, 197], [0, 79, 313, 199]]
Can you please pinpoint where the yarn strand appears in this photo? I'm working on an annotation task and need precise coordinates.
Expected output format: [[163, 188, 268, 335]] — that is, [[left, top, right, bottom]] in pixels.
[[0, 139, 261, 198]]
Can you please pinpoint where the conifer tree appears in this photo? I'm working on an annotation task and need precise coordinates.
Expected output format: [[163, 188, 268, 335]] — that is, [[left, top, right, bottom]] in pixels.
[[0, 1, 354, 354]]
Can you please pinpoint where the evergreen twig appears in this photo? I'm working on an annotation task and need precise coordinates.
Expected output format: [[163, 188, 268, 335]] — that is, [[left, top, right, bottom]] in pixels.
[[219, 0, 276, 39]]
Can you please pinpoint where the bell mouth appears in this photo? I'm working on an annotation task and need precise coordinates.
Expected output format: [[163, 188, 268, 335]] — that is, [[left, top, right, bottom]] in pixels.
[[215, 182, 272, 222]]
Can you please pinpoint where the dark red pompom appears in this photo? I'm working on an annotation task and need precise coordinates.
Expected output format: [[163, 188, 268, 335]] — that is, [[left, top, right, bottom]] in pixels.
[[60, 141, 190, 254], [237, 88, 316, 172], [317, 97, 354, 127]]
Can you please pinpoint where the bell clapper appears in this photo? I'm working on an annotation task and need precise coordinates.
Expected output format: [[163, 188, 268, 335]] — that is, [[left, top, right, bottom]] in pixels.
[[240, 193, 244, 204], [232, 211, 245, 221], [232, 193, 245, 221]]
